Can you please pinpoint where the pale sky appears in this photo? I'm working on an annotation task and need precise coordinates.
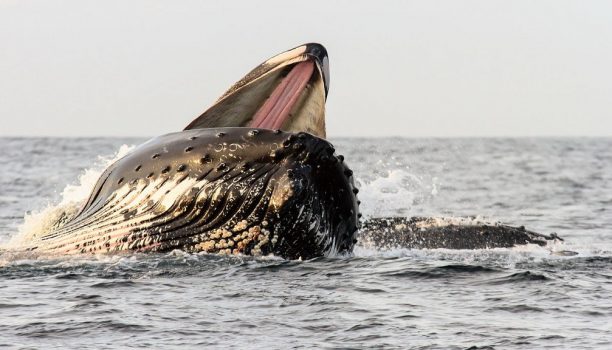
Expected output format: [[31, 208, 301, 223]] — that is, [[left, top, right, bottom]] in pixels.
[[1, 0, 611, 137]]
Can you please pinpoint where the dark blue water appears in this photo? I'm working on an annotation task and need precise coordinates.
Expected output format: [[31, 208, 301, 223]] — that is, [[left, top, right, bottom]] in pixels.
[[1, 137, 611, 349]]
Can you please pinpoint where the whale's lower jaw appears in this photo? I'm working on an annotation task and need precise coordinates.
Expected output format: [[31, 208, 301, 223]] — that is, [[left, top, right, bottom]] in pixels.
[[25, 128, 360, 260]]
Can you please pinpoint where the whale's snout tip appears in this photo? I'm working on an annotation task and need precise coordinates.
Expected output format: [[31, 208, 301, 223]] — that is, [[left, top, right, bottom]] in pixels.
[[304, 43, 329, 96]]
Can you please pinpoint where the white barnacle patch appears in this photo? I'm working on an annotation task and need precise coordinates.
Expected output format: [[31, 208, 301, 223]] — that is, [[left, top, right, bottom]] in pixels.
[[394, 223, 407, 231], [193, 222, 268, 256], [197, 240, 216, 252], [248, 226, 260, 239], [250, 227, 271, 256], [214, 143, 226, 152], [232, 220, 248, 232], [228, 143, 243, 152], [268, 177, 294, 212]]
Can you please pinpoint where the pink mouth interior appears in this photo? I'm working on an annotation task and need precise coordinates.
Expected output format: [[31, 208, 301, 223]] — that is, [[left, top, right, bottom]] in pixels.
[[249, 60, 314, 130]]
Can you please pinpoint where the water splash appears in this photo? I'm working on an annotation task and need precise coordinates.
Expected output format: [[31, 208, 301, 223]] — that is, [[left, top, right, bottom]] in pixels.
[[356, 169, 439, 218], [5, 145, 135, 248]]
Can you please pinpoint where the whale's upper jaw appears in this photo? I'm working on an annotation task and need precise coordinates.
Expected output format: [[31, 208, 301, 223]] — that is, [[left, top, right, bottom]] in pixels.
[[184, 43, 329, 138]]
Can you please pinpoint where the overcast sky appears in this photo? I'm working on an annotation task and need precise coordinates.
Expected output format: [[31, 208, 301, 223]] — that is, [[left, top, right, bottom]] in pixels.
[[1, 0, 611, 137]]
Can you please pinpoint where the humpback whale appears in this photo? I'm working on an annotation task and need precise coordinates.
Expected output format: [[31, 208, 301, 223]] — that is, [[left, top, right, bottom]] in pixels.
[[26, 128, 358, 259], [20, 43, 562, 258], [358, 217, 560, 250], [22, 44, 359, 259]]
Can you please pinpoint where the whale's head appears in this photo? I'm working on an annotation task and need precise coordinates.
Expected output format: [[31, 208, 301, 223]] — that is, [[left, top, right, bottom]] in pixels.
[[184, 43, 329, 138], [38, 128, 358, 259], [28, 43, 359, 260]]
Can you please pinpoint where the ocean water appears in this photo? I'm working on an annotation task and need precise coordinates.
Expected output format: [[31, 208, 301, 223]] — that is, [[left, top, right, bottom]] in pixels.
[[0, 137, 611, 349]]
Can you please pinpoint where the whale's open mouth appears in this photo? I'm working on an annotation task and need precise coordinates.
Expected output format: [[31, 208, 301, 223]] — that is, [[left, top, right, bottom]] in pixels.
[[249, 60, 315, 130], [184, 43, 329, 138]]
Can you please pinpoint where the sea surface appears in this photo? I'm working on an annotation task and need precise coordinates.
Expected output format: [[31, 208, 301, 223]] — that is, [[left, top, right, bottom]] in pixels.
[[0, 137, 611, 349]]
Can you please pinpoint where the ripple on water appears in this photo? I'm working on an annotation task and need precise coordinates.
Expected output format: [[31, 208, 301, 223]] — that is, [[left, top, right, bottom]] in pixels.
[[1, 138, 612, 349]]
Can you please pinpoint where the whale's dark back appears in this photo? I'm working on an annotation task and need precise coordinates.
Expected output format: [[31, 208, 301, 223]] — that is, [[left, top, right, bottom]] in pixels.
[[30, 128, 360, 259]]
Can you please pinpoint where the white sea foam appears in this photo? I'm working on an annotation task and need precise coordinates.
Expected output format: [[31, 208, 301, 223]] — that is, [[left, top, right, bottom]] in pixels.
[[352, 242, 571, 267]]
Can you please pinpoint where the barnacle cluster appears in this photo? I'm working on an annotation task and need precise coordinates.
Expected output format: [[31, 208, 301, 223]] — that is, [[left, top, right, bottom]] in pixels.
[[194, 220, 275, 256]]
